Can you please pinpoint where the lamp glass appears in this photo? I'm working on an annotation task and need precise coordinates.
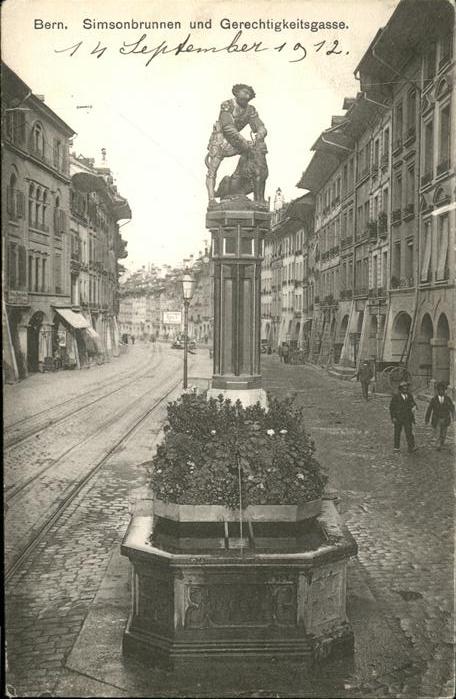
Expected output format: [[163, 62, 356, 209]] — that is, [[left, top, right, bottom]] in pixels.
[[182, 273, 195, 300]]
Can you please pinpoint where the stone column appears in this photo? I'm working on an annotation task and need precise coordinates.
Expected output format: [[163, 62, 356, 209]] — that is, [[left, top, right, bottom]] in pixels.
[[17, 323, 29, 378], [431, 337, 450, 385], [206, 201, 270, 408]]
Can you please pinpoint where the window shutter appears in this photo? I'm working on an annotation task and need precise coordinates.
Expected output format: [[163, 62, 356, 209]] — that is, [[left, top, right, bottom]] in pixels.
[[60, 209, 66, 234], [16, 190, 25, 218], [54, 208, 59, 233], [420, 225, 432, 282], [18, 245, 27, 289], [54, 254, 62, 294], [436, 216, 449, 281], [7, 186, 13, 217]]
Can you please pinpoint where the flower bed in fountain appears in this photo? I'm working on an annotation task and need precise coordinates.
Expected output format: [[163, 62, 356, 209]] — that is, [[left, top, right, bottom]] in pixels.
[[148, 393, 328, 550], [121, 393, 356, 667]]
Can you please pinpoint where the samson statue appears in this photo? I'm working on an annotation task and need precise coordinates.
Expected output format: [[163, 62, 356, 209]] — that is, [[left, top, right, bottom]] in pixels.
[[205, 84, 268, 205]]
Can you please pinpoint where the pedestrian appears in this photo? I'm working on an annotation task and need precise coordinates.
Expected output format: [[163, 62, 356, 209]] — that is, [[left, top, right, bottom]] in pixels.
[[278, 345, 283, 363], [356, 360, 374, 401], [282, 343, 290, 364], [389, 381, 418, 454], [425, 382, 455, 451], [131, 335, 135, 345]]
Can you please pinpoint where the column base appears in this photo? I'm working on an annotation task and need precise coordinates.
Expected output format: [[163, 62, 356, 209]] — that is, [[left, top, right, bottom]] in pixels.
[[207, 386, 268, 410]]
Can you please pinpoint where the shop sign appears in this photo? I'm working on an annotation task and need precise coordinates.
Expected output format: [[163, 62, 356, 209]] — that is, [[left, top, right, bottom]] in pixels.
[[57, 329, 67, 347]]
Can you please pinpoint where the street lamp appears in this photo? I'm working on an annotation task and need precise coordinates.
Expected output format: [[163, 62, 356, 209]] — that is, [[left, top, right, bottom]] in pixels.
[[182, 269, 196, 389]]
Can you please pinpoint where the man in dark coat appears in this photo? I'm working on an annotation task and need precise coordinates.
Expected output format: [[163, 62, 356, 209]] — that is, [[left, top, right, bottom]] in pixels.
[[356, 360, 374, 401], [425, 382, 455, 450], [389, 381, 418, 453]]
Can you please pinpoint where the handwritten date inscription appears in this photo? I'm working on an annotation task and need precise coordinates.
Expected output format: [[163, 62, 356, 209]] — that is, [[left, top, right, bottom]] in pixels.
[[55, 31, 346, 67]]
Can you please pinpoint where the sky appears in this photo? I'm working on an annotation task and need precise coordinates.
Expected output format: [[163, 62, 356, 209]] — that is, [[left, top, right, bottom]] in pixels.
[[2, 0, 400, 270]]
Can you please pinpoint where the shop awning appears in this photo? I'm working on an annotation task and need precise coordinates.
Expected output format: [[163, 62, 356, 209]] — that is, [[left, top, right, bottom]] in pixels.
[[55, 308, 90, 329]]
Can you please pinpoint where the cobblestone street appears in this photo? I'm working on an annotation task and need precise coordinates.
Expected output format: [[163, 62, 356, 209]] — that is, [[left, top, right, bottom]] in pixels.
[[4, 351, 454, 698], [262, 357, 455, 698]]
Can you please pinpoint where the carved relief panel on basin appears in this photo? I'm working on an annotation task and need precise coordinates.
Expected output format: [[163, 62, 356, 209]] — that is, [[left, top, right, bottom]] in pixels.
[[184, 582, 297, 629]]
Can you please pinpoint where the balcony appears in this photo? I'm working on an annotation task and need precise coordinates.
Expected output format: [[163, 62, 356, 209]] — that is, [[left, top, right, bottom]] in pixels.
[[29, 220, 49, 233], [340, 236, 353, 249], [353, 287, 368, 298], [367, 220, 378, 241], [404, 126, 416, 146], [421, 171, 432, 187], [322, 294, 338, 307], [437, 159, 450, 176], [377, 212, 388, 237], [357, 167, 370, 183], [368, 287, 386, 299], [380, 154, 389, 169], [340, 289, 352, 300], [438, 54, 451, 72], [403, 203, 415, 220], [392, 209, 402, 225], [392, 138, 402, 155]]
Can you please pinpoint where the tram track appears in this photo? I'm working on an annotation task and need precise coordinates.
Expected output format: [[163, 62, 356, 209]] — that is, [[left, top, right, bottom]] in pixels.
[[4, 350, 162, 450], [5, 370, 182, 582]]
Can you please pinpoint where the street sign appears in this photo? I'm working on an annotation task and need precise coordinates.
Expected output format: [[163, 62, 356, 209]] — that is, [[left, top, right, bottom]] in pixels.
[[163, 311, 181, 324]]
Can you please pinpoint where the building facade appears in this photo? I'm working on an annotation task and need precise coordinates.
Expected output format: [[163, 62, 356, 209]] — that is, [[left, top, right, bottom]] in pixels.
[[263, 0, 454, 391], [2, 63, 130, 381], [3, 63, 74, 380]]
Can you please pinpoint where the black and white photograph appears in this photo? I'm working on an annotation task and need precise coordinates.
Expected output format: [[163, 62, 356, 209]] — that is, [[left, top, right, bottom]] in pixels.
[[2, 0, 455, 696]]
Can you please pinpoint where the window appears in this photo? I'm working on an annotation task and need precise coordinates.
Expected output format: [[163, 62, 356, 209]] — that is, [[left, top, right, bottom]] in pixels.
[[405, 240, 414, 281], [394, 102, 403, 146], [383, 187, 389, 215], [54, 254, 62, 294], [41, 258, 47, 292], [394, 173, 402, 211], [436, 214, 449, 280], [31, 122, 45, 157], [383, 128, 390, 164], [421, 219, 432, 282], [35, 257, 40, 292], [6, 109, 26, 145], [53, 139, 62, 169], [423, 120, 434, 178], [18, 246, 26, 289], [440, 32, 453, 69], [425, 43, 436, 82], [438, 104, 451, 172], [28, 255, 33, 290], [373, 139, 380, 168], [406, 91, 416, 136], [393, 242, 401, 280], [382, 251, 388, 288], [406, 167, 415, 208], [8, 243, 17, 289]]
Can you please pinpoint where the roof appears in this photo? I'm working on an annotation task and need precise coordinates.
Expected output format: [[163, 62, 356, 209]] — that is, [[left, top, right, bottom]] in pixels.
[[355, 0, 454, 85], [2, 62, 75, 137]]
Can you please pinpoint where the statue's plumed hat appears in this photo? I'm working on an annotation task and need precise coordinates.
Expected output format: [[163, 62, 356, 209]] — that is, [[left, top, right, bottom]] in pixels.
[[232, 84, 256, 100]]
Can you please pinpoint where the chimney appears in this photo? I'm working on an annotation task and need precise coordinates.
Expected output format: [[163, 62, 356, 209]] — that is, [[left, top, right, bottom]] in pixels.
[[101, 147, 107, 164], [35, 94, 45, 102]]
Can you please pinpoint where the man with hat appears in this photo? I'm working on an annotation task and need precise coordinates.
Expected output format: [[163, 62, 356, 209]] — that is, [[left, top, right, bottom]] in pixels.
[[425, 382, 455, 451], [389, 381, 418, 453]]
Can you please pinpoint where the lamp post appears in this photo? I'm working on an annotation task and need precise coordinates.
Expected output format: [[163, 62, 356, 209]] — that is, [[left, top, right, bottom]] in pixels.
[[182, 270, 195, 389]]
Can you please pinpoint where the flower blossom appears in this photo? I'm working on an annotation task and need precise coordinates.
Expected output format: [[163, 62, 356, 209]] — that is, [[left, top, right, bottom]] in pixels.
[[266, 429, 275, 436], [296, 473, 305, 480], [279, 429, 288, 435], [210, 430, 217, 435]]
